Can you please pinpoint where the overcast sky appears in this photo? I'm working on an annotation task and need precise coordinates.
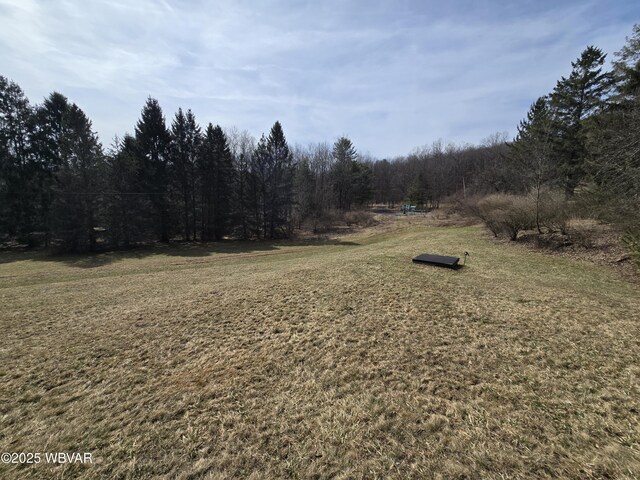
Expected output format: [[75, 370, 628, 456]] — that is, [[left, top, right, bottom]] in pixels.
[[0, 0, 637, 158]]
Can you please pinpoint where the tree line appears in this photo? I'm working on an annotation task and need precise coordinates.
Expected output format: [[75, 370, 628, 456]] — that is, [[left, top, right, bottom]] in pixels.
[[373, 24, 640, 254], [0, 87, 379, 250], [484, 25, 640, 248], [1, 24, 638, 253]]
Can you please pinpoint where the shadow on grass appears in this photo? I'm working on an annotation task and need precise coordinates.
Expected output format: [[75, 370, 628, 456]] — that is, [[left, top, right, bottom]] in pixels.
[[0, 238, 360, 269]]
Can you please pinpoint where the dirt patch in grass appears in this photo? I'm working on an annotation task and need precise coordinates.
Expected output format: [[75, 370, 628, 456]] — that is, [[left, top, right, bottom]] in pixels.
[[1, 219, 639, 478]]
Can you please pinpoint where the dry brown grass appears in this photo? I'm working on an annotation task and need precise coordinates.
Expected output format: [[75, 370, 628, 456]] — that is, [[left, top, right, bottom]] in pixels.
[[1, 217, 639, 479]]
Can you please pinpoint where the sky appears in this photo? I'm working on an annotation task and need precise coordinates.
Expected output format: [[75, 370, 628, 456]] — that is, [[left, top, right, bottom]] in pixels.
[[0, 0, 637, 158]]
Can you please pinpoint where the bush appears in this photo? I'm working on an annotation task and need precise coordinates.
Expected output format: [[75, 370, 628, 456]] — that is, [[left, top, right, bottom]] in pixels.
[[306, 209, 377, 233], [474, 194, 536, 240], [307, 210, 340, 234], [344, 210, 376, 228], [459, 195, 500, 235], [563, 218, 600, 248], [464, 191, 574, 240], [537, 190, 571, 234]]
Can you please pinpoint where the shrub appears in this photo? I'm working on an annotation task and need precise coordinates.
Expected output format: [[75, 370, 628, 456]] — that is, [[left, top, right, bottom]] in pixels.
[[475, 194, 536, 240], [537, 190, 571, 234], [459, 195, 500, 236], [308, 210, 340, 234], [306, 209, 376, 233], [344, 210, 376, 227]]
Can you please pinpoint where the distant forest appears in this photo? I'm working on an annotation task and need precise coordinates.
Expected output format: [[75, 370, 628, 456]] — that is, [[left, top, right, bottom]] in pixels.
[[1, 24, 638, 255]]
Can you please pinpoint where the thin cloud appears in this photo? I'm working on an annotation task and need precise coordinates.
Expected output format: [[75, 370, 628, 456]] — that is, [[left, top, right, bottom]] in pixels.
[[0, 0, 637, 157]]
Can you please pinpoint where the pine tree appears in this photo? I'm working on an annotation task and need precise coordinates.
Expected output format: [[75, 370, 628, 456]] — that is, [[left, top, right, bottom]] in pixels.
[[135, 97, 171, 242], [550, 46, 612, 196], [586, 26, 640, 252], [169, 108, 201, 241], [509, 96, 558, 232], [185, 110, 201, 241], [199, 124, 234, 241], [332, 136, 357, 210], [612, 23, 640, 100], [51, 103, 105, 251], [106, 134, 147, 247], [31, 92, 71, 246], [406, 172, 427, 207], [265, 121, 294, 238], [0, 76, 35, 241], [351, 160, 374, 207]]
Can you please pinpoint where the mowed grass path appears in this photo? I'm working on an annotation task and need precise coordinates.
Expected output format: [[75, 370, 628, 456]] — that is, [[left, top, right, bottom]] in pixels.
[[1, 219, 639, 479]]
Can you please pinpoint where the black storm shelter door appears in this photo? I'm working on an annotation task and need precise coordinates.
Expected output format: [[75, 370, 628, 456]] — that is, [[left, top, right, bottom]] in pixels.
[[412, 253, 460, 268]]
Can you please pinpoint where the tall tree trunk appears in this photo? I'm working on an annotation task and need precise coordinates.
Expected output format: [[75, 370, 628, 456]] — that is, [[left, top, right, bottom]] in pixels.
[[183, 195, 190, 241]]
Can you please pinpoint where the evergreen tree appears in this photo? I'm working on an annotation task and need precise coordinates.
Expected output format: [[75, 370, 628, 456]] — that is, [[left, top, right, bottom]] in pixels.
[[550, 46, 612, 196], [0, 76, 35, 241], [199, 124, 234, 241], [351, 160, 374, 207], [106, 134, 147, 247], [31, 92, 71, 246], [509, 96, 559, 232], [265, 121, 294, 238], [332, 136, 357, 210], [611, 23, 640, 100], [134, 97, 171, 242], [406, 172, 427, 207], [33, 92, 68, 168], [250, 134, 269, 238], [50, 103, 105, 251], [586, 26, 640, 252], [169, 108, 201, 240]]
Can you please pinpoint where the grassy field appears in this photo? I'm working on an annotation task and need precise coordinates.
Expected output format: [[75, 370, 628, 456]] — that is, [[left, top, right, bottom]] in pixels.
[[1, 216, 639, 479]]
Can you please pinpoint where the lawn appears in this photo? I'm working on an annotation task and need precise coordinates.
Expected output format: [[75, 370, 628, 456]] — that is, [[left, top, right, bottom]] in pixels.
[[1, 217, 639, 479]]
